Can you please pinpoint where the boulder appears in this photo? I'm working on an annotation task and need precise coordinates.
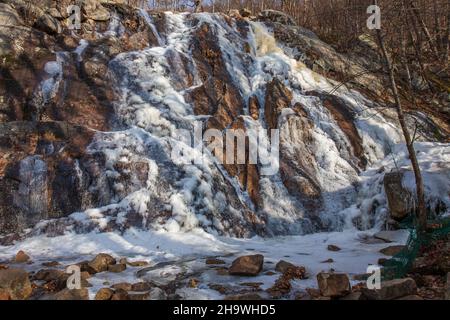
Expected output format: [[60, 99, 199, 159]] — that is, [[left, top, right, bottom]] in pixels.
[[14, 250, 30, 263], [33, 269, 65, 282], [107, 263, 126, 273], [111, 282, 132, 291], [380, 245, 406, 256], [131, 282, 152, 292], [275, 260, 296, 273], [95, 288, 114, 300], [362, 278, 417, 300], [383, 171, 415, 221], [111, 288, 129, 300], [317, 272, 351, 297], [0, 268, 32, 300], [51, 288, 89, 300], [88, 253, 116, 273], [229, 254, 264, 276]]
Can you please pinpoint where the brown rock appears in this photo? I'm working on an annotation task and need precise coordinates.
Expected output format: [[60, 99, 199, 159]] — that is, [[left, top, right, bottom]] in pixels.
[[205, 258, 226, 265], [52, 288, 89, 300], [108, 263, 126, 273], [88, 253, 116, 273], [225, 293, 262, 300], [384, 171, 414, 221], [306, 287, 321, 298], [380, 245, 406, 256], [216, 267, 229, 276], [131, 282, 152, 292], [34, 269, 65, 282], [327, 244, 341, 252], [95, 288, 114, 300], [275, 260, 295, 273], [0, 268, 32, 300], [14, 250, 30, 263], [111, 282, 132, 291], [229, 254, 264, 276], [362, 278, 417, 300], [188, 278, 199, 288], [317, 272, 351, 297], [111, 288, 129, 300], [321, 258, 334, 263], [127, 260, 150, 267], [77, 261, 97, 275], [239, 8, 252, 18], [128, 292, 150, 300], [340, 292, 365, 300]]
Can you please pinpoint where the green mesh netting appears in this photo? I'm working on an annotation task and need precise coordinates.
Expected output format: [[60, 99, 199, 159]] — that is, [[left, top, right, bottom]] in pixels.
[[382, 217, 450, 280]]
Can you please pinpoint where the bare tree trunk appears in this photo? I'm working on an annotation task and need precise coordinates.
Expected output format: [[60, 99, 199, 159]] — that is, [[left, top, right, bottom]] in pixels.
[[443, 0, 450, 65], [374, 7, 427, 231], [377, 40, 428, 230]]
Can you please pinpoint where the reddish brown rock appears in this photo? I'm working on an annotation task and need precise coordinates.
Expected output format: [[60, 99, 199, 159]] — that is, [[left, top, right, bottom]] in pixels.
[[14, 250, 30, 263], [95, 288, 114, 300], [108, 263, 126, 273], [88, 253, 116, 273], [229, 254, 264, 276], [0, 268, 32, 300], [317, 272, 351, 298]]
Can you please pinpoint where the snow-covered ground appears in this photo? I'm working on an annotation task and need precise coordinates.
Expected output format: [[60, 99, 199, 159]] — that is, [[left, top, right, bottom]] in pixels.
[[0, 226, 410, 299]]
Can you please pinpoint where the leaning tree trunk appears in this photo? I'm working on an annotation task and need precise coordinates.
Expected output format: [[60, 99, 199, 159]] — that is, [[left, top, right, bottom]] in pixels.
[[373, 11, 427, 231]]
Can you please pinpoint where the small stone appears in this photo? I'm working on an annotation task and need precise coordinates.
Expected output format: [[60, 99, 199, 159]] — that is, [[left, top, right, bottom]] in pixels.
[[205, 258, 226, 265], [108, 263, 126, 273], [321, 258, 334, 263], [131, 282, 152, 292], [88, 253, 116, 273], [52, 289, 89, 300], [127, 260, 149, 267], [188, 278, 199, 288], [229, 254, 264, 276], [265, 271, 276, 276], [317, 272, 351, 297], [14, 251, 30, 263], [362, 278, 417, 300], [111, 282, 132, 291], [327, 245, 341, 252], [111, 288, 129, 300], [275, 260, 295, 273], [95, 288, 114, 300], [0, 268, 32, 300], [34, 269, 65, 282], [225, 293, 262, 300], [128, 292, 150, 300], [380, 245, 406, 256]]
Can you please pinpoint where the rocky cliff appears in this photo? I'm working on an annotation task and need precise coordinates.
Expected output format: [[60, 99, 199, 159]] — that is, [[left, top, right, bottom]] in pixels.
[[0, 1, 448, 241]]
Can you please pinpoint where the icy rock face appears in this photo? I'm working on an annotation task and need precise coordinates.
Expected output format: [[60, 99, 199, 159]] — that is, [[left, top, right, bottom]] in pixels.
[[0, 6, 448, 238]]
